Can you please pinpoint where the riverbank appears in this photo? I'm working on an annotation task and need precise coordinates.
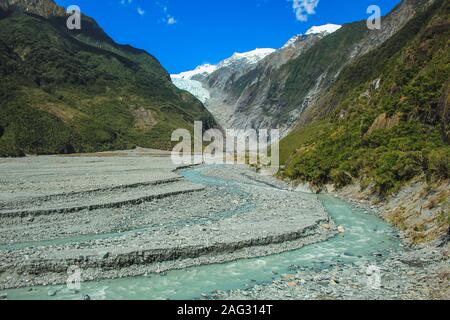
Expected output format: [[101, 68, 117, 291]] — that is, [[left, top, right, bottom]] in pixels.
[[214, 243, 449, 300], [291, 176, 449, 246], [237, 177, 450, 300]]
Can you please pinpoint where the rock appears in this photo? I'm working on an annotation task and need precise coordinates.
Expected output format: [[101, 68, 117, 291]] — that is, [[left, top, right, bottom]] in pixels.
[[82, 294, 91, 301], [0, 293, 7, 300], [337, 225, 346, 233], [322, 223, 331, 230], [282, 274, 295, 281], [373, 253, 383, 257], [47, 289, 57, 297], [102, 252, 110, 259]]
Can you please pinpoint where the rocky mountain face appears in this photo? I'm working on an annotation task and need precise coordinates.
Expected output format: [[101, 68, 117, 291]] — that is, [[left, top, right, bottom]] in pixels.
[[171, 48, 276, 126], [204, 48, 276, 91], [220, 33, 326, 132], [280, 0, 449, 242], [0, 0, 64, 17], [172, 0, 436, 136], [171, 35, 328, 128], [244, 0, 437, 134], [0, 0, 216, 156], [203, 34, 326, 129], [171, 26, 344, 132]]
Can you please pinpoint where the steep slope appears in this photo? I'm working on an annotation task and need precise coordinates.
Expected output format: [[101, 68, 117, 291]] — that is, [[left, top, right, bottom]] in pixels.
[[185, 0, 432, 135], [171, 64, 217, 82], [0, 0, 216, 156], [221, 32, 325, 132], [204, 48, 276, 91], [180, 24, 342, 132], [280, 0, 449, 242], [171, 48, 275, 126], [304, 24, 342, 35]]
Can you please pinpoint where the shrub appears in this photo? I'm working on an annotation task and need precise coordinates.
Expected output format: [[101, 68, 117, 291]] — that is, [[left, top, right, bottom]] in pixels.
[[427, 148, 450, 180], [330, 168, 353, 188]]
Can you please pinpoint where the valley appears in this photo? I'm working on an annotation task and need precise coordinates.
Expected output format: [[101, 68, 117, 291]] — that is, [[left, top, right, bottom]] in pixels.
[[0, 0, 448, 301]]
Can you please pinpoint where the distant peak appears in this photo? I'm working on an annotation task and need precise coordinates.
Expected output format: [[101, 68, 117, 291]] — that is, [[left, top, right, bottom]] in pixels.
[[282, 35, 306, 49], [305, 24, 342, 36], [282, 24, 341, 49], [173, 48, 276, 80], [171, 64, 217, 80], [218, 48, 275, 68], [230, 48, 276, 58]]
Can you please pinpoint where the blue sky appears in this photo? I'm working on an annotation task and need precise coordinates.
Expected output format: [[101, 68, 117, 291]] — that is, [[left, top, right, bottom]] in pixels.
[[55, 0, 401, 73]]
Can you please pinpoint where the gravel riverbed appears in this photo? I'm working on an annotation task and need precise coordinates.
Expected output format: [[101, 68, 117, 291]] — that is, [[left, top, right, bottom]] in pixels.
[[0, 152, 447, 299], [0, 154, 332, 290]]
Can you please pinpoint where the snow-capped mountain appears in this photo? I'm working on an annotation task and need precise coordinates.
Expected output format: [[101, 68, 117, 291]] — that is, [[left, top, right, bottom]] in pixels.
[[282, 24, 341, 49], [204, 48, 276, 92], [305, 24, 342, 35], [282, 35, 306, 49], [171, 24, 341, 117], [171, 48, 275, 104], [171, 48, 275, 81], [171, 64, 217, 81], [217, 48, 276, 68]]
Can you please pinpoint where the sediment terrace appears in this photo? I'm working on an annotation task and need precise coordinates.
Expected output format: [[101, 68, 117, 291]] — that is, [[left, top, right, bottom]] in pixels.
[[0, 152, 333, 289]]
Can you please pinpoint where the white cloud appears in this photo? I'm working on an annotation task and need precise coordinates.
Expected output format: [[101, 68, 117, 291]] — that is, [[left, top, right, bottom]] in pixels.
[[156, 1, 178, 25], [137, 7, 145, 16], [292, 0, 320, 22], [167, 16, 177, 25]]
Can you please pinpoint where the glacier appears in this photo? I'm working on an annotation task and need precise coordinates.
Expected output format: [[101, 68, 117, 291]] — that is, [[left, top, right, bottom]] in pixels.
[[171, 77, 210, 103]]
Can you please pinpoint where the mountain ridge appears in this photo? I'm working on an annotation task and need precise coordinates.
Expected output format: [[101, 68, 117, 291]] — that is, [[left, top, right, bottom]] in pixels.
[[171, 0, 437, 137], [279, 0, 449, 243], [0, 0, 216, 156]]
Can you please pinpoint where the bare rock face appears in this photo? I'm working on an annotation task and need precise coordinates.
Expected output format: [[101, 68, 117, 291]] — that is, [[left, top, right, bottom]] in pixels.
[[0, 0, 64, 17], [198, 0, 436, 136], [201, 34, 323, 131], [365, 113, 401, 136], [223, 34, 324, 135], [204, 48, 276, 93]]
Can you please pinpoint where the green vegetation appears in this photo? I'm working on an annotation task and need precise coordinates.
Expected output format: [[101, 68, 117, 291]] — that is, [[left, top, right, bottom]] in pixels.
[[0, 8, 215, 156], [280, 0, 449, 196], [280, 22, 367, 117]]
